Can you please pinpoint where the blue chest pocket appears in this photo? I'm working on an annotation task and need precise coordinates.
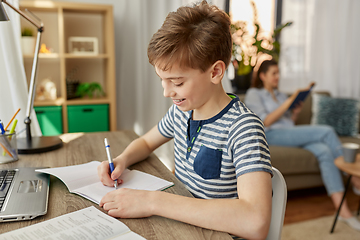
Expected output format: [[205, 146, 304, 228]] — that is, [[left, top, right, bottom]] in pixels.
[[194, 145, 222, 179]]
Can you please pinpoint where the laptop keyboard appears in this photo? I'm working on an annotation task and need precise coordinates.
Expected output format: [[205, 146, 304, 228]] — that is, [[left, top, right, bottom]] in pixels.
[[0, 170, 16, 211]]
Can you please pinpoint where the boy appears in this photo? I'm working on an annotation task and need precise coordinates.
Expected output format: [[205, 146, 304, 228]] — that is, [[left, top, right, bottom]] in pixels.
[[98, 1, 272, 239]]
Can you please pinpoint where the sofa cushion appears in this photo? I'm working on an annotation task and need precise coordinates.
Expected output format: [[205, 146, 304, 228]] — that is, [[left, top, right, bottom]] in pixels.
[[269, 146, 320, 175], [311, 94, 360, 136], [295, 91, 330, 125]]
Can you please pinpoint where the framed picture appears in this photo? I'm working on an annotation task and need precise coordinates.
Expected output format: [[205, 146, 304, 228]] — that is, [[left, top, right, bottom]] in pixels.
[[68, 37, 98, 55]]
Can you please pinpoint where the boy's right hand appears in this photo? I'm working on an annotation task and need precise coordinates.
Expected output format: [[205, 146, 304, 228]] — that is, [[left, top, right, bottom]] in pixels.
[[97, 160, 125, 187]]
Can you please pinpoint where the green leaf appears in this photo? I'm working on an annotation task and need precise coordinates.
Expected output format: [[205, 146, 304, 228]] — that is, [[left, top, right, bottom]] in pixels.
[[237, 61, 252, 76], [75, 82, 104, 98], [21, 27, 33, 37]]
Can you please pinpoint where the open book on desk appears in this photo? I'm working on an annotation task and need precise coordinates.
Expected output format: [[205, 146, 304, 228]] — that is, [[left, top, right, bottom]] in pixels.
[[1, 206, 145, 240], [36, 161, 174, 204]]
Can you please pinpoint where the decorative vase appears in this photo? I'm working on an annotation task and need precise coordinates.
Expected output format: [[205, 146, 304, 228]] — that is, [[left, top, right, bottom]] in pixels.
[[231, 70, 253, 94], [66, 81, 80, 100], [21, 36, 36, 55]]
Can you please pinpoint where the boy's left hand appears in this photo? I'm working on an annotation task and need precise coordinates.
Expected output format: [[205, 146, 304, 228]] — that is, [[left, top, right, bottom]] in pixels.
[[99, 188, 155, 218]]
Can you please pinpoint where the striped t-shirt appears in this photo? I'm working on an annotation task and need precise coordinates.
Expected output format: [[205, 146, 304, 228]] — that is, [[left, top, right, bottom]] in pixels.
[[158, 94, 272, 199]]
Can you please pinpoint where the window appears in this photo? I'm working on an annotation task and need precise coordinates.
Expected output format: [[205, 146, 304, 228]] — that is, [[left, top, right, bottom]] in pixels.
[[230, 0, 276, 37]]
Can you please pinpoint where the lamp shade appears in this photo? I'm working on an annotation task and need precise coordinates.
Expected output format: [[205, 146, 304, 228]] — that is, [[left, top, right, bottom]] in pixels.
[[0, 2, 9, 21]]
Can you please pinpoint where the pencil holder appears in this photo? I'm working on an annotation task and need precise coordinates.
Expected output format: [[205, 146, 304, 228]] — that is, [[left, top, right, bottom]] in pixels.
[[0, 131, 19, 164]]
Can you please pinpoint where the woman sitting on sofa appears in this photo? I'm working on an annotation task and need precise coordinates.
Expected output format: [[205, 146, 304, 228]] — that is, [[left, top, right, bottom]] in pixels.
[[245, 59, 360, 231]]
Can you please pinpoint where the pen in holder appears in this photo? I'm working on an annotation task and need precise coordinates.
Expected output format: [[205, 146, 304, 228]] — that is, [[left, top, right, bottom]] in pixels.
[[0, 131, 19, 164]]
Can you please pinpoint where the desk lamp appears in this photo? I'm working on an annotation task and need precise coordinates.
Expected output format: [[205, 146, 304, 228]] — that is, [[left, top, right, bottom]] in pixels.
[[0, 0, 63, 154]]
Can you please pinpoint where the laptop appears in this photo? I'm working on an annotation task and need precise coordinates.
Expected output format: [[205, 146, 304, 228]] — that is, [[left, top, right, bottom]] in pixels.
[[0, 167, 49, 222]]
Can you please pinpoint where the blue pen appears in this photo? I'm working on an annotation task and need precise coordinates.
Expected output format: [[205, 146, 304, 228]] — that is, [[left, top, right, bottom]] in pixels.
[[0, 120, 5, 134], [104, 138, 118, 189]]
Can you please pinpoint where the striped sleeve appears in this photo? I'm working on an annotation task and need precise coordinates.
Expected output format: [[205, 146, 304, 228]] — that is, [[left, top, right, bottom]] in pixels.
[[157, 105, 175, 138], [229, 113, 272, 178]]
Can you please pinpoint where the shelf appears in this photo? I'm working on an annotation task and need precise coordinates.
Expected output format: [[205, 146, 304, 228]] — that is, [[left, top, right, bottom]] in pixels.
[[23, 53, 108, 59], [19, 1, 57, 11], [23, 53, 60, 59], [34, 97, 65, 107], [66, 97, 110, 105], [20, 1, 116, 133], [64, 53, 109, 59], [39, 53, 60, 58]]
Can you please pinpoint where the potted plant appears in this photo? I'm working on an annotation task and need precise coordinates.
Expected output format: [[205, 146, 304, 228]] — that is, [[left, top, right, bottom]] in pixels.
[[75, 82, 105, 99], [230, 1, 292, 93], [21, 27, 36, 55]]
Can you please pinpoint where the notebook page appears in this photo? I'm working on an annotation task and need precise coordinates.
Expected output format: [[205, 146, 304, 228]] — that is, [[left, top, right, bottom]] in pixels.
[[36, 161, 101, 191], [74, 170, 174, 204], [36, 161, 174, 204]]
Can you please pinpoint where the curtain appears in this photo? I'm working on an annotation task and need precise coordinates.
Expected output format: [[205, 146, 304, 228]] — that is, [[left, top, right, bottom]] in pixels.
[[0, 0, 41, 138], [118, 0, 184, 170], [279, 0, 360, 99], [212, 0, 233, 93]]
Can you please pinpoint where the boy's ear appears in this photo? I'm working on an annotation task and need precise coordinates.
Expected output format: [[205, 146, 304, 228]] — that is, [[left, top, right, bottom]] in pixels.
[[210, 60, 226, 84]]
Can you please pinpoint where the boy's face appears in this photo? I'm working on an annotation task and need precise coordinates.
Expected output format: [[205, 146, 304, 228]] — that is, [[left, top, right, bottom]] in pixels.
[[155, 63, 214, 113]]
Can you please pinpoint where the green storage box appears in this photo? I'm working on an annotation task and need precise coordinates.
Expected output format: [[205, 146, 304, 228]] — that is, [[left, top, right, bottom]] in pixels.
[[67, 104, 109, 133], [34, 106, 63, 136]]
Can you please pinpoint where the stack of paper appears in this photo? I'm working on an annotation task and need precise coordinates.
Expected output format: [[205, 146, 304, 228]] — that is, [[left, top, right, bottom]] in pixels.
[[1, 206, 146, 240]]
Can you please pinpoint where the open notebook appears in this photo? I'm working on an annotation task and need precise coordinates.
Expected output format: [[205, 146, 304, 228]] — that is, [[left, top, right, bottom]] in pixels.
[[36, 161, 174, 204]]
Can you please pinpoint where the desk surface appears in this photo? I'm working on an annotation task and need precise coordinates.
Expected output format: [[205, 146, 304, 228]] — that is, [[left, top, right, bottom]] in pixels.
[[0, 131, 232, 240], [335, 156, 360, 178]]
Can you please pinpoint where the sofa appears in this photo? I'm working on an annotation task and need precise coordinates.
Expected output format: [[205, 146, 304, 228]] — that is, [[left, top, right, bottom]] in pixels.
[[239, 92, 360, 191]]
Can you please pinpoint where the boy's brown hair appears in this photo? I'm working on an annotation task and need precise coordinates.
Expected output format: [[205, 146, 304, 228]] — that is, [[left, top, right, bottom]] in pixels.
[[147, 0, 232, 72]]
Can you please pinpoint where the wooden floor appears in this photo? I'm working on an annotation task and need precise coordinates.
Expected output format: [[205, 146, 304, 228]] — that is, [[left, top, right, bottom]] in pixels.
[[284, 186, 360, 225]]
